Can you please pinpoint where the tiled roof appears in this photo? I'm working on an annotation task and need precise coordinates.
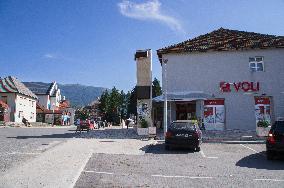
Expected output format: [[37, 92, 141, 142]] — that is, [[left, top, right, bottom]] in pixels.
[[157, 28, 284, 60], [0, 76, 37, 99], [23, 82, 55, 95]]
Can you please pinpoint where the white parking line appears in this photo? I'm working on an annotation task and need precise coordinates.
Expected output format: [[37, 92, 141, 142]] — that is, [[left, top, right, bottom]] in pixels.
[[83, 170, 114, 175], [200, 150, 218, 159], [240, 144, 266, 157], [8, 152, 40, 155], [152, 174, 213, 179], [200, 150, 206, 158], [240, 144, 258, 153], [254, 179, 284, 182]]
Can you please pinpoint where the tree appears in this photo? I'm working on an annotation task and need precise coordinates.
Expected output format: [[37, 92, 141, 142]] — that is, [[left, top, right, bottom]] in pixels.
[[127, 86, 137, 118], [152, 77, 162, 98]]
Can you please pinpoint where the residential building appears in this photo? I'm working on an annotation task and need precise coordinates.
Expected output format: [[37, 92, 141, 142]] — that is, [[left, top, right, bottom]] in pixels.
[[156, 28, 284, 132], [24, 81, 62, 110], [0, 76, 37, 122]]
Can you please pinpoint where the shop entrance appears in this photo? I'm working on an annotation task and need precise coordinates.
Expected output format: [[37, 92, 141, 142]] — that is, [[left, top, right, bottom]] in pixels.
[[176, 101, 196, 120]]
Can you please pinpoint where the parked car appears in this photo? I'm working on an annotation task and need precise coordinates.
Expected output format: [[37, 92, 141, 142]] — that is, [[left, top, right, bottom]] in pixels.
[[266, 120, 284, 160], [165, 120, 202, 151], [76, 120, 94, 133]]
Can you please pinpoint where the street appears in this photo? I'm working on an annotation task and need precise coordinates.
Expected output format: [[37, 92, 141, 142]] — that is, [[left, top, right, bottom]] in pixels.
[[75, 142, 284, 188], [0, 127, 283, 188], [0, 127, 76, 176]]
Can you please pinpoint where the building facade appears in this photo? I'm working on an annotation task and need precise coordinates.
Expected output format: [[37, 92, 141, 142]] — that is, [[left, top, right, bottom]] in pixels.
[[0, 76, 37, 122], [157, 28, 284, 131], [24, 81, 62, 110]]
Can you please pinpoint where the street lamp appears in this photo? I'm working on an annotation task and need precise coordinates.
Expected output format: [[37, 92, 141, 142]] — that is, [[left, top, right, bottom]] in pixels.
[[163, 58, 168, 136]]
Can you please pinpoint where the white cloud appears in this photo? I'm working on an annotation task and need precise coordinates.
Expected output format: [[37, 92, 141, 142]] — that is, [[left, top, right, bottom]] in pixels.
[[43, 53, 56, 59], [118, 0, 185, 34]]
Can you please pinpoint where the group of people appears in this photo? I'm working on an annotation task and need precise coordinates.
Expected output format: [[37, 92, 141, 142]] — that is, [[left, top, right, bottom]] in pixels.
[[61, 112, 71, 126]]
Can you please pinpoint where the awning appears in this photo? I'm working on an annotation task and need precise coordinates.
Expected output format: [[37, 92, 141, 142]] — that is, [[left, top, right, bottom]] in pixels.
[[153, 91, 213, 102]]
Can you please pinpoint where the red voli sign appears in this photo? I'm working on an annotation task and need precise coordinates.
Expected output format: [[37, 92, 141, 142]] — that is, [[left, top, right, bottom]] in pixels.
[[220, 81, 260, 92]]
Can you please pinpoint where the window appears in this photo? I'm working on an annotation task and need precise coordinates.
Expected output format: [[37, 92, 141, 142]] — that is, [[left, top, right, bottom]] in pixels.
[[249, 56, 264, 72], [30, 112, 34, 120], [18, 111, 23, 118]]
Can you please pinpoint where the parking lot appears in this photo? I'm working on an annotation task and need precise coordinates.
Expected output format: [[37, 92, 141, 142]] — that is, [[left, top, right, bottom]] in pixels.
[[75, 142, 284, 188]]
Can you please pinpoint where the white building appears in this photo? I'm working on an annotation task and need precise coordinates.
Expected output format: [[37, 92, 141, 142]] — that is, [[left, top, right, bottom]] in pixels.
[[156, 28, 284, 132], [0, 76, 37, 122], [24, 81, 62, 110]]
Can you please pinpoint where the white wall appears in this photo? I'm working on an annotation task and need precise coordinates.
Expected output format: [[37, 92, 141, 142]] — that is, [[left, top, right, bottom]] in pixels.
[[162, 48, 284, 130], [14, 94, 37, 122]]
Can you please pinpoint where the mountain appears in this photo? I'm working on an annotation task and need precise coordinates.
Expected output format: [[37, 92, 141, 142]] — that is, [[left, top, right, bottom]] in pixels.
[[58, 84, 107, 107], [23, 82, 107, 107]]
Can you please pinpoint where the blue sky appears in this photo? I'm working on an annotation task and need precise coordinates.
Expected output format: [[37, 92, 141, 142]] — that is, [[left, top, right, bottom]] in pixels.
[[1, 0, 284, 91]]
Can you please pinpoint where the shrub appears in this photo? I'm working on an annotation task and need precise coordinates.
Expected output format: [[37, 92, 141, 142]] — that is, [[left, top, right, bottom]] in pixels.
[[140, 118, 148, 128]]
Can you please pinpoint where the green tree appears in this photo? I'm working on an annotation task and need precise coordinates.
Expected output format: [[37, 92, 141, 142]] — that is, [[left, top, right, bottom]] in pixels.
[[98, 90, 110, 119], [152, 77, 162, 98]]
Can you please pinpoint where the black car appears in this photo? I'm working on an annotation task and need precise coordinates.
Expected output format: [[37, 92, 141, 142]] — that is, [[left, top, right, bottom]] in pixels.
[[266, 120, 284, 160], [165, 120, 202, 151]]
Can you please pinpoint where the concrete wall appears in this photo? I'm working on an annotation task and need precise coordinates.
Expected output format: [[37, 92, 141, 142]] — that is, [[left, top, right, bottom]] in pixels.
[[162, 49, 284, 130]]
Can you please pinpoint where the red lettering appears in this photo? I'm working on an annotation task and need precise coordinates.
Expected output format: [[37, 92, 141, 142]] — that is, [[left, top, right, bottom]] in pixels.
[[220, 82, 231, 92], [251, 82, 260, 92], [233, 82, 242, 92], [241, 82, 250, 92]]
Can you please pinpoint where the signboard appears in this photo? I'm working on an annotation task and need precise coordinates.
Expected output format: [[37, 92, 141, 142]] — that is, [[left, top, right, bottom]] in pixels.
[[220, 81, 260, 92], [204, 99, 225, 131], [255, 97, 271, 136]]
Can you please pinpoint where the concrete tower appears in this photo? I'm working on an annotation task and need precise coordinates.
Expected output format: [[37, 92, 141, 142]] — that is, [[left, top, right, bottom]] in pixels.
[[135, 49, 152, 128]]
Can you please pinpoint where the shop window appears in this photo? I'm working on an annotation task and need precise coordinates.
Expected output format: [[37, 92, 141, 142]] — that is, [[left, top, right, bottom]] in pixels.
[[249, 56, 264, 72]]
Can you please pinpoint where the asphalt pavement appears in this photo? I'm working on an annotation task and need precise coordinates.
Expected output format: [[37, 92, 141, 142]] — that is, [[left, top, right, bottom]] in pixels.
[[0, 126, 76, 175], [75, 142, 284, 188]]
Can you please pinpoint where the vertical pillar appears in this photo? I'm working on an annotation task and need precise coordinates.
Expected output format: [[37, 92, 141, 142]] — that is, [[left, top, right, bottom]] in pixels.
[[135, 49, 152, 127]]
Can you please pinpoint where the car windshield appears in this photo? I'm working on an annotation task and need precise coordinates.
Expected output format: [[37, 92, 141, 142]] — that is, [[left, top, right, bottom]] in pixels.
[[275, 121, 284, 133], [169, 122, 196, 130]]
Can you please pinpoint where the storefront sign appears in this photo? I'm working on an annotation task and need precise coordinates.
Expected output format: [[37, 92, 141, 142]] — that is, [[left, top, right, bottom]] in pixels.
[[220, 81, 260, 92], [255, 97, 271, 136], [204, 99, 225, 131]]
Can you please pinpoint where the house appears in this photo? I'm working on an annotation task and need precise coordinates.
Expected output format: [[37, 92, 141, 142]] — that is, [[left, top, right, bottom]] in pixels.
[[0, 76, 37, 122], [24, 81, 62, 110], [24, 82, 75, 125], [156, 28, 284, 132]]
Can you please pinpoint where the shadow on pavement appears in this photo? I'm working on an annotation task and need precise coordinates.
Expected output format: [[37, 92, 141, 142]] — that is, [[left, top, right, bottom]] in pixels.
[[6, 132, 76, 139], [236, 151, 284, 170], [6, 128, 146, 140], [143, 142, 195, 154]]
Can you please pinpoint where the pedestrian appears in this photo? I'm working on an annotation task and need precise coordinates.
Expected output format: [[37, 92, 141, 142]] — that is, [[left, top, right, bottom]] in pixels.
[[22, 117, 30, 127]]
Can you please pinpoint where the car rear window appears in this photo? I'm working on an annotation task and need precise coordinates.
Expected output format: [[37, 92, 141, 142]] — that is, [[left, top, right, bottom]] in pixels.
[[169, 122, 195, 130], [275, 121, 284, 133]]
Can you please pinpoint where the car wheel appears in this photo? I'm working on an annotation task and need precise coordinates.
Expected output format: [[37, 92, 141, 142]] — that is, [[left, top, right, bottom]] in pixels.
[[195, 147, 200, 152], [266, 150, 274, 160], [165, 145, 170, 150]]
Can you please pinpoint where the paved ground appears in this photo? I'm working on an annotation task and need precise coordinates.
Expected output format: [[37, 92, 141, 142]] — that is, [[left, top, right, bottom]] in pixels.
[[0, 127, 155, 188], [75, 142, 284, 188], [0, 126, 76, 176]]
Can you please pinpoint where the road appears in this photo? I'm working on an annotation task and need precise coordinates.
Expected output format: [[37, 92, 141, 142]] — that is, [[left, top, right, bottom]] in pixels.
[[75, 142, 284, 188], [1, 127, 283, 188], [0, 126, 76, 175]]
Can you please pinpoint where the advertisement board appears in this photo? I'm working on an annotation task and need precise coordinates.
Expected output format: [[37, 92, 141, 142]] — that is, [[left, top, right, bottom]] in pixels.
[[204, 99, 225, 130], [255, 97, 271, 136]]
